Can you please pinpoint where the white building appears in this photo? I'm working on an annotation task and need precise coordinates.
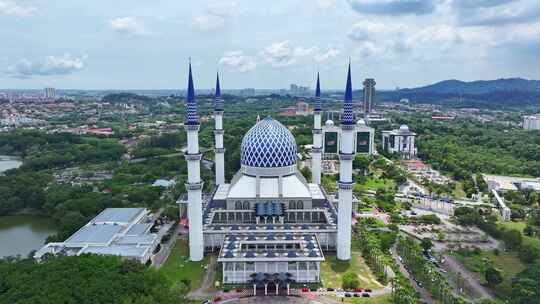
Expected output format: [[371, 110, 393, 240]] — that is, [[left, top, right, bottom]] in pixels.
[[523, 114, 540, 130], [382, 125, 417, 159], [34, 208, 159, 263]]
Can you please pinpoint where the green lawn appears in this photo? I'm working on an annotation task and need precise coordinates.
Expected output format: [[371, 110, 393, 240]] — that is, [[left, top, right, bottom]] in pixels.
[[355, 177, 395, 192], [320, 254, 384, 290], [452, 250, 525, 298], [453, 181, 467, 198], [498, 221, 540, 252], [158, 239, 210, 291]]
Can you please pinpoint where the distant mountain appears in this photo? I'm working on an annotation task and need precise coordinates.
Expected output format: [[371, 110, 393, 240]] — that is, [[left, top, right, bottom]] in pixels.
[[401, 78, 540, 94], [375, 78, 540, 109]]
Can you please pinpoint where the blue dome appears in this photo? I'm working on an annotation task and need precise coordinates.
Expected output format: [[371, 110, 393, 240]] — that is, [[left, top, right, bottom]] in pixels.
[[241, 117, 297, 168]]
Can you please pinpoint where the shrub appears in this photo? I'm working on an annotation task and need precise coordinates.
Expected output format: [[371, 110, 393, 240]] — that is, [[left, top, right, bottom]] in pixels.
[[342, 271, 360, 290]]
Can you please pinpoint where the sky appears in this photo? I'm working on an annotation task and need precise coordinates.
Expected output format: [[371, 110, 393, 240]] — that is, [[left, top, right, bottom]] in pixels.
[[1, 0, 540, 90]]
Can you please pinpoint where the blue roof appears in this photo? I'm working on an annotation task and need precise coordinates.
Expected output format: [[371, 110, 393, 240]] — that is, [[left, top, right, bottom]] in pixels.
[[285, 234, 294, 240], [266, 251, 277, 258], [266, 234, 276, 240], [308, 250, 318, 257], [303, 235, 313, 241], [245, 251, 256, 258], [341, 63, 354, 125], [314, 73, 321, 111], [226, 242, 236, 250], [214, 72, 224, 111], [185, 61, 199, 125], [306, 243, 316, 249], [241, 117, 298, 168], [287, 251, 298, 258], [255, 202, 283, 217], [247, 234, 257, 241]]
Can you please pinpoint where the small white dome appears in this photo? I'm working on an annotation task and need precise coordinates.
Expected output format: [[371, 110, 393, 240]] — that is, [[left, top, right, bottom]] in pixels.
[[399, 124, 410, 132], [356, 119, 366, 126], [325, 120, 334, 127]]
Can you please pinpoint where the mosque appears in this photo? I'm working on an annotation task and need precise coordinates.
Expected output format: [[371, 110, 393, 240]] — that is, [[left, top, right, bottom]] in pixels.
[[182, 63, 367, 294]]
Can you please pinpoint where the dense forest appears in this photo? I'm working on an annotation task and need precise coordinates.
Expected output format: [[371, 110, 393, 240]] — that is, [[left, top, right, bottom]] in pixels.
[[0, 131, 125, 170], [0, 255, 187, 304], [394, 117, 540, 179]]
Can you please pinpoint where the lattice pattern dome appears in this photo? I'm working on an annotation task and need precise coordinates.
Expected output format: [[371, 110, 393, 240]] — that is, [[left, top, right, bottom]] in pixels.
[[241, 117, 297, 168]]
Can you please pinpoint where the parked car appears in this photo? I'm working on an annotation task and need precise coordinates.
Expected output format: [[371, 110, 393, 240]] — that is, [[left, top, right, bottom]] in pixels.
[[345, 293, 352, 297], [353, 293, 360, 297], [302, 287, 310, 292], [354, 288, 363, 292], [365, 289, 372, 293], [327, 288, 335, 292], [362, 293, 371, 297]]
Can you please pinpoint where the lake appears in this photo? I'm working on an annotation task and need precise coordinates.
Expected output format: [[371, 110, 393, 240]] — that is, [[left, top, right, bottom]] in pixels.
[[0, 215, 57, 258], [0, 155, 22, 173]]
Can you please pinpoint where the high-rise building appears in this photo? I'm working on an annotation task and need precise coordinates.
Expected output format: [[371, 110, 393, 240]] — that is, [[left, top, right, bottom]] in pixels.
[[44, 88, 56, 99], [362, 78, 376, 115], [523, 114, 540, 130], [290, 84, 310, 96]]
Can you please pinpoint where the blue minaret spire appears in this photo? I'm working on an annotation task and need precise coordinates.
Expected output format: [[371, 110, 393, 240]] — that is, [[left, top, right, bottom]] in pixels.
[[214, 72, 224, 111], [186, 60, 199, 125], [341, 62, 354, 125], [314, 72, 321, 112]]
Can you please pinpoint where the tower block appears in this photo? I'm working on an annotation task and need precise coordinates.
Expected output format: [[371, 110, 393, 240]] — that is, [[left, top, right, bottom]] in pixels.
[[337, 63, 355, 261], [311, 73, 322, 184], [184, 62, 204, 261], [214, 73, 225, 185]]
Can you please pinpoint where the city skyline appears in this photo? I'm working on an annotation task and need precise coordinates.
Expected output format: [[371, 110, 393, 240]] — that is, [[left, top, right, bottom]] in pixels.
[[1, 0, 539, 90]]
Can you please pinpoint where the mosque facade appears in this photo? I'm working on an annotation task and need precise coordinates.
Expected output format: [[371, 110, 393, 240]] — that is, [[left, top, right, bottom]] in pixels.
[[183, 63, 366, 292]]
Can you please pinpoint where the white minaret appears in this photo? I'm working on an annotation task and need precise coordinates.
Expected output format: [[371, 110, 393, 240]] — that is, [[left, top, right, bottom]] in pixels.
[[337, 63, 355, 261], [214, 73, 225, 185], [184, 62, 204, 261], [312, 73, 322, 184]]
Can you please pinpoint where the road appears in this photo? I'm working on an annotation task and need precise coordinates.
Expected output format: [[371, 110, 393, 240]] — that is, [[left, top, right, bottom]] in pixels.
[[188, 256, 217, 300], [443, 255, 494, 300], [390, 247, 436, 304], [152, 222, 180, 268]]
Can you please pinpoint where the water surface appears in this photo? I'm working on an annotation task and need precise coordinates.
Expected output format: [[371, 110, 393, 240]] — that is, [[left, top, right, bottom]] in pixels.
[[0, 215, 57, 258]]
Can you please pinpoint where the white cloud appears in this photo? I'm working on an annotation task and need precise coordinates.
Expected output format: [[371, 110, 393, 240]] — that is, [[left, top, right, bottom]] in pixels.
[[260, 41, 343, 68], [192, 14, 225, 31], [348, 21, 404, 41], [314, 46, 341, 62], [108, 17, 150, 36], [0, 0, 36, 16], [260, 41, 297, 68], [317, 0, 338, 8], [348, 0, 437, 16], [219, 51, 256, 72], [6, 54, 87, 78], [207, 1, 238, 17], [192, 1, 237, 31]]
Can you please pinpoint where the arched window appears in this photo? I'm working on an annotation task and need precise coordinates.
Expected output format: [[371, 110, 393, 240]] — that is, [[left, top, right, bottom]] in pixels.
[[289, 201, 296, 209], [243, 201, 250, 210], [297, 201, 304, 209], [235, 201, 242, 210]]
